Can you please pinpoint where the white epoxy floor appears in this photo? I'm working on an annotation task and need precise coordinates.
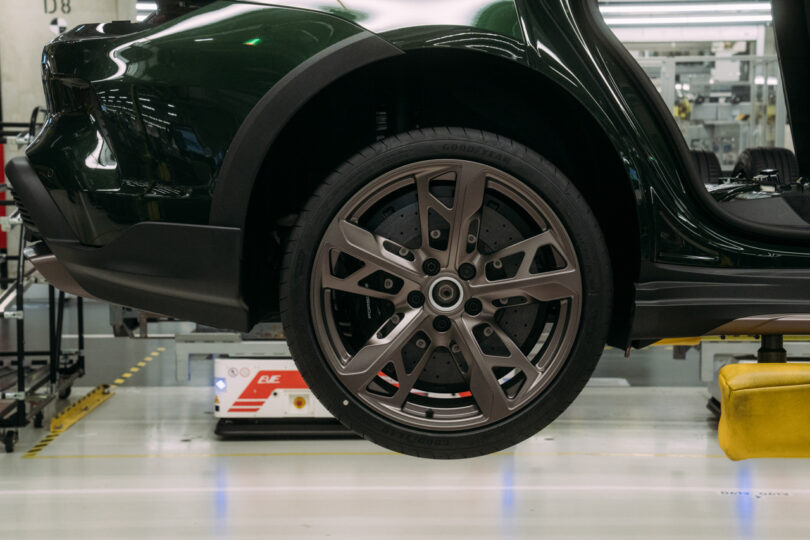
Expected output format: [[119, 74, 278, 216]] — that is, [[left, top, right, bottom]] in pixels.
[[1, 385, 808, 539]]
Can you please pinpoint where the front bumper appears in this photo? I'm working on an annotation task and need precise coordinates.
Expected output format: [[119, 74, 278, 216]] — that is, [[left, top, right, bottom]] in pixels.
[[4, 157, 250, 331]]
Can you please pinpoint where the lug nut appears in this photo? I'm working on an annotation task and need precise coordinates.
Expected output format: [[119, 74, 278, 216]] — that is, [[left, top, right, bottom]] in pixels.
[[423, 258, 440, 276], [451, 344, 461, 354], [391, 314, 401, 324], [407, 291, 425, 308], [384, 278, 394, 290], [433, 316, 451, 332], [415, 338, 427, 349], [458, 263, 476, 280], [399, 247, 409, 257], [483, 326, 494, 337], [430, 229, 441, 239], [492, 260, 503, 269], [467, 234, 477, 244], [465, 298, 482, 316]]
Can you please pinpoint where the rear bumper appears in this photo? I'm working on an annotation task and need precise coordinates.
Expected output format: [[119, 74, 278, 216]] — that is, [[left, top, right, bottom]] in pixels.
[[23, 242, 94, 299], [4, 157, 250, 331]]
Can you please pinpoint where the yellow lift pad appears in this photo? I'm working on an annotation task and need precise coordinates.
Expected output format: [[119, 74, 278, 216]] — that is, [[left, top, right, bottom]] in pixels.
[[718, 363, 810, 460]]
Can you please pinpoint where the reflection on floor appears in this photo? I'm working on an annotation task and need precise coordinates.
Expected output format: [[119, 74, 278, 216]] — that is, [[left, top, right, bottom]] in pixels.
[[1, 385, 808, 539]]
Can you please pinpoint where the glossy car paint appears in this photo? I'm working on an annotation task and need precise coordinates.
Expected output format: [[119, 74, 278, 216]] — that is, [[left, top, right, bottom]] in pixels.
[[12, 0, 810, 337], [31, 2, 363, 244]]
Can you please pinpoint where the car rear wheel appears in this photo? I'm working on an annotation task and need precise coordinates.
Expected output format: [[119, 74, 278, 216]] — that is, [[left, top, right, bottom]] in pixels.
[[280, 128, 612, 458]]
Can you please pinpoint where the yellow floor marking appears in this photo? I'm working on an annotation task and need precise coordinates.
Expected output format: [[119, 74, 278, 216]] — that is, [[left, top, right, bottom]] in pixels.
[[49, 385, 114, 432], [24, 346, 163, 458], [24, 386, 114, 459], [157, 347, 166, 352]]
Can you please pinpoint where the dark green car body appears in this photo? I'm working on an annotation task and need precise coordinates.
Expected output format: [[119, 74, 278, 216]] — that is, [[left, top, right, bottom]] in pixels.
[[7, 0, 810, 345]]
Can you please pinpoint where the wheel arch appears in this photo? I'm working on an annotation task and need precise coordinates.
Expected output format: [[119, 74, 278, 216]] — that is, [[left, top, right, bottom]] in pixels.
[[209, 31, 405, 227], [234, 44, 640, 347]]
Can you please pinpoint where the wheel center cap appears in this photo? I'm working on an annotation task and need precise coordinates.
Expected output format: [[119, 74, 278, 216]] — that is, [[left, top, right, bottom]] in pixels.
[[428, 277, 464, 312]]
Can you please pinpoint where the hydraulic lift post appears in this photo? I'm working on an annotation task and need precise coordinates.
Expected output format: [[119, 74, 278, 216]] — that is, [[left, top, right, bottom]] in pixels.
[[758, 334, 788, 363]]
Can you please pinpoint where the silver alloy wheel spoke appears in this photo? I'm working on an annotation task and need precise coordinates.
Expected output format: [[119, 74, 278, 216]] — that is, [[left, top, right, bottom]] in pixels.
[[415, 166, 456, 265], [321, 268, 404, 303], [452, 319, 514, 422], [448, 163, 488, 268], [482, 230, 564, 269], [415, 163, 488, 268], [488, 323, 542, 389], [323, 219, 424, 285], [338, 309, 430, 394], [382, 343, 434, 409], [471, 266, 581, 304], [469, 229, 580, 305]]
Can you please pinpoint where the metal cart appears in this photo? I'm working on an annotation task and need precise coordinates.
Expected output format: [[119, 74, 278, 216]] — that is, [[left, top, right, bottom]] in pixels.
[[0, 219, 87, 452], [0, 108, 86, 452]]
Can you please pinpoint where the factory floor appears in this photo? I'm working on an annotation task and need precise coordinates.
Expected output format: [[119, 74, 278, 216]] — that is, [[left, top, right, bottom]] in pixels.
[[2, 289, 810, 538], [1, 385, 809, 539]]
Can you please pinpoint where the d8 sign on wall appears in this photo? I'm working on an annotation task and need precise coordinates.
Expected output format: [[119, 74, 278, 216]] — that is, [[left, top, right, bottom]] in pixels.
[[43, 0, 71, 14]]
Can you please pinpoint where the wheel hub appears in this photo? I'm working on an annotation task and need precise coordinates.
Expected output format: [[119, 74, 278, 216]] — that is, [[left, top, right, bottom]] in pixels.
[[428, 277, 464, 312]]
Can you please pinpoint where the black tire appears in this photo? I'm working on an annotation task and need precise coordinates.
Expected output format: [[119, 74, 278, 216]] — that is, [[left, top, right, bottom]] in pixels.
[[691, 150, 722, 184], [280, 128, 612, 458], [733, 147, 800, 185]]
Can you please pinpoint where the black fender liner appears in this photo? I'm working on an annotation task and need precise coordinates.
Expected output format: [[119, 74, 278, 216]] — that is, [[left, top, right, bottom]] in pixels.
[[209, 31, 404, 228]]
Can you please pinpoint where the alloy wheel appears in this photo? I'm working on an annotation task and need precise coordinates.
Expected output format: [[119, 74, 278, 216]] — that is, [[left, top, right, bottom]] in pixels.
[[310, 159, 582, 431]]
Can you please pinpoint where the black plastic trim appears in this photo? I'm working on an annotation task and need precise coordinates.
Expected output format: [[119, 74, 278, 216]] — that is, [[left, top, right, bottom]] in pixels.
[[582, 0, 810, 243], [4, 158, 74, 240], [5, 157, 249, 330], [47, 224, 248, 330], [630, 263, 810, 340], [209, 31, 404, 228]]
